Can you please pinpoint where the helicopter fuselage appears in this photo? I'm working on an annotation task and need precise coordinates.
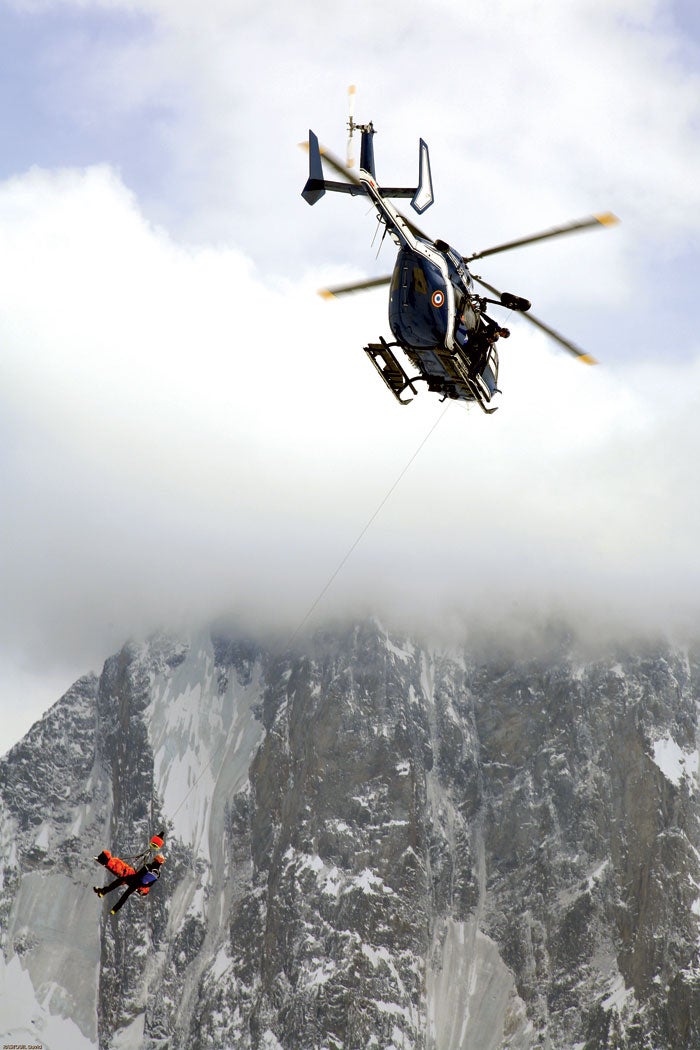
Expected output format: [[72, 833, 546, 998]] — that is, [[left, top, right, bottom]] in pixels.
[[303, 108, 613, 404], [356, 167, 500, 407]]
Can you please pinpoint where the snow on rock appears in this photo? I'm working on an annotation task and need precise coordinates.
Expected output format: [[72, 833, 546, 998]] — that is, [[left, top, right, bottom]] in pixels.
[[209, 946, 231, 981], [5, 871, 101, 1042], [602, 973, 635, 1012], [651, 734, 699, 787], [260, 1030, 285, 1049], [34, 822, 49, 850], [0, 951, 96, 1050], [385, 639, 415, 663], [147, 629, 264, 858], [426, 918, 531, 1050], [110, 1013, 145, 1050], [354, 867, 394, 895], [0, 671, 104, 1049]]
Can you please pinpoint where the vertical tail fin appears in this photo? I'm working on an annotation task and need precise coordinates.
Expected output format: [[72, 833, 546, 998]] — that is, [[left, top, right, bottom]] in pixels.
[[302, 130, 326, 205], [411, 139, 433, 214]]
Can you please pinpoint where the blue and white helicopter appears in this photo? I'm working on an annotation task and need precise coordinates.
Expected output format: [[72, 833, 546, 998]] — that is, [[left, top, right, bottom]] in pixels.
[[302, 90, 617, 411]]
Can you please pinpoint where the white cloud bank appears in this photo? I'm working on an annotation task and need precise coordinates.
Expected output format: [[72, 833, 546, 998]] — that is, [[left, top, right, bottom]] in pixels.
[[1, 164, 699, 676]]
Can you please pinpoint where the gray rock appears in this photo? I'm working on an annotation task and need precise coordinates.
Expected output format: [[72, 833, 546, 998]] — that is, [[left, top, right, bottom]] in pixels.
[[1, 620, 699, 1048]]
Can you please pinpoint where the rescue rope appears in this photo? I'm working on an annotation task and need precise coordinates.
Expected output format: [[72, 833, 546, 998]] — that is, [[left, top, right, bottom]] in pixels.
[[170, 400, 451, 820], [104, 832, 165, 868], [285, 401, 451, 650]]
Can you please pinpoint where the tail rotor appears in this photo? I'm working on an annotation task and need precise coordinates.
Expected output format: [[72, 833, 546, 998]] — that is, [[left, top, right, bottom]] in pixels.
[[346, 84, 356, 168]]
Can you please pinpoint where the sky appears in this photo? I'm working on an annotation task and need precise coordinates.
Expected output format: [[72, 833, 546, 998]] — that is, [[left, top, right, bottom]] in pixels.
[[1, 0, 700, 754]]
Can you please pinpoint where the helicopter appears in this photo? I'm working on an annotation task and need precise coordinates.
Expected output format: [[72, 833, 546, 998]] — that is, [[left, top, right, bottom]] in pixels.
[[302, 90, 618, 411]]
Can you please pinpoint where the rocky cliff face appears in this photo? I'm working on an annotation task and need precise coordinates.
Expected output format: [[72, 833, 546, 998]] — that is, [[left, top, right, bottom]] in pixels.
[[1, 621, 699, 1049]]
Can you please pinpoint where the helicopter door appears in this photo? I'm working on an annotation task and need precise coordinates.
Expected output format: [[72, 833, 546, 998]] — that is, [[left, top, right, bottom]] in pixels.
[[388, 250, 450, 349]]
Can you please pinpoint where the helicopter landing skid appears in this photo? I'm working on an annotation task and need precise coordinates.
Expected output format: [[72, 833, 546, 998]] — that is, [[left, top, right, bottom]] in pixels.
[[464, 375, 498, 413], [364, 338, 419, 405]]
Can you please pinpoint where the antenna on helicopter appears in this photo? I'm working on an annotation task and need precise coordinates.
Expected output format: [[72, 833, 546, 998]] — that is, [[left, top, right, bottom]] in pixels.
[[346, 84, 356, 169]]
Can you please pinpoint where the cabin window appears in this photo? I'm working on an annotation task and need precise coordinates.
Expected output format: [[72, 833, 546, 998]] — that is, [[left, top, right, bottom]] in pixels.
[[482, 350, 498, 393]]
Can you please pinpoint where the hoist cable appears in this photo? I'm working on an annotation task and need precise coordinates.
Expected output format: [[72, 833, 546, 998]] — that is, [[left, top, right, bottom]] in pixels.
[[170, 401, 451, 819]]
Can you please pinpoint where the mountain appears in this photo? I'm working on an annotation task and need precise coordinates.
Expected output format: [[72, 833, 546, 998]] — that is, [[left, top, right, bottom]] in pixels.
[[1, 620, 699, 1048]]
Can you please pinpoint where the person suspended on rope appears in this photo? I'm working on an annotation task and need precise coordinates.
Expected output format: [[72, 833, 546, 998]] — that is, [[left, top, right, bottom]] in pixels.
[[92, 830, 165, 916]]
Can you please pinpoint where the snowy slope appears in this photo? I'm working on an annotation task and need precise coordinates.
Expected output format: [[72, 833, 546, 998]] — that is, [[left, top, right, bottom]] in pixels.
[[0, 673, 105, 1049]]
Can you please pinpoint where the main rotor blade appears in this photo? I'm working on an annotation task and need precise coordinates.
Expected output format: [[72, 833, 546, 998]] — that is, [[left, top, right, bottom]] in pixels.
[[471, 274, 597, 364], [467, 212, 619, 262], [319, 275, 392, 299]]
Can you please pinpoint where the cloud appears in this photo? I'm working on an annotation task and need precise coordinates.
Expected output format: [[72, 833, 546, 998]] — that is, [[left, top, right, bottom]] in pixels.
[[0, 165, 426, 657], [2, 163, 699, 678]]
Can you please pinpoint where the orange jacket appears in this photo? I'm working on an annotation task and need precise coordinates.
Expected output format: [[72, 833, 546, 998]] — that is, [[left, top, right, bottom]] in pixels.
[[99, 850, 158, 895]]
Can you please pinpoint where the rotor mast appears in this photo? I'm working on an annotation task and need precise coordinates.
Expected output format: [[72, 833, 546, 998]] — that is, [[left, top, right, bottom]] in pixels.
[[347, 88, 376, 179]]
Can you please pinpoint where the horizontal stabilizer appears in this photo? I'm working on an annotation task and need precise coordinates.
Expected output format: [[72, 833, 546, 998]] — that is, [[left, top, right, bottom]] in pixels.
[[302, 131, 368, 204], [319, 180, 367, 197], [378, 187, 418, 199]]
